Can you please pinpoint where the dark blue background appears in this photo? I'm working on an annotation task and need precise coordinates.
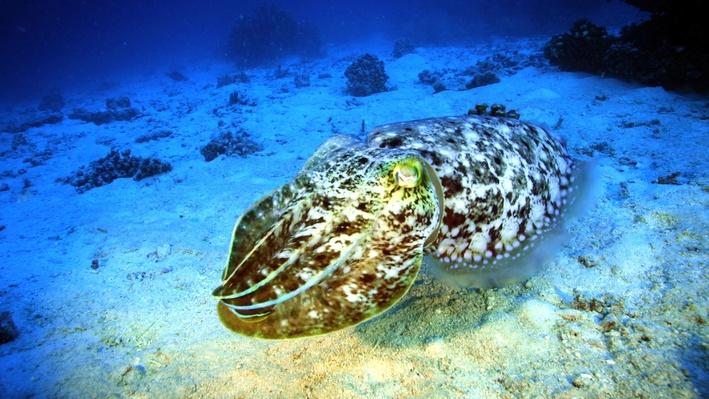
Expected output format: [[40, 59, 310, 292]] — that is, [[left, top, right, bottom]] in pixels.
[[0, 0, 641, 102]]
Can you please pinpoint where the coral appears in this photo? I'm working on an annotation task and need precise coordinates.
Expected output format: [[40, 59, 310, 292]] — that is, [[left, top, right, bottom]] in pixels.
[[543, 19, 613, 74], [59, 149, 172, 193], [69, 97, 139, 125], [200, 130, 262, 162], [546, 4, 709, 92], [216, 72, 250, 88], [465, 72, 501, 89], [0, 311, 19, 344], [392, 39, 415, 58], [227, 5, 321, 66], [38, 90, 65, 112], [344, 54, 389, 97]]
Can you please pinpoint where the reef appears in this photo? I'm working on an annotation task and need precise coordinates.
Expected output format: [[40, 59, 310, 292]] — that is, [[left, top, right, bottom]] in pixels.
[[344, 54, 389, 97], [392, 39, 415, 58], [543, 19, 614, 75], [200, 130, 262, 162], [227, 5, 321, 67], [69, 97, 139, 125], [545, 1, 709, 92], [59, 149, 172, 193]]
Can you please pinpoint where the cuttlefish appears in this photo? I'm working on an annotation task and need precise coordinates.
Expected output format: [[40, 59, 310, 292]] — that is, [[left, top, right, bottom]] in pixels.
[[213, 115, 590, 339]]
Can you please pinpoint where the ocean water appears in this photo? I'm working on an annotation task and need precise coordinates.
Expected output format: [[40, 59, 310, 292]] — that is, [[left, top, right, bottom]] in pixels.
[[0, 1, 707, 397]]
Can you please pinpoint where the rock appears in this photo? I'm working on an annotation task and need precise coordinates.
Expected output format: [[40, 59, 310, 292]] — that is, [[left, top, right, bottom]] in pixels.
[[0, 311, 19, 344], [465, 72, 501, 89]]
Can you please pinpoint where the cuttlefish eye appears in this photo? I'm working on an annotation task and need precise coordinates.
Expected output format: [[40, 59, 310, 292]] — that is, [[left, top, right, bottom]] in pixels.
[[393, 159, 422, 188]]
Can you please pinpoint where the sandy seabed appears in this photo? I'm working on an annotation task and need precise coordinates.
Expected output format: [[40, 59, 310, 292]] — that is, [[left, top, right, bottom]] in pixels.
[[0, 38, 707, 398]]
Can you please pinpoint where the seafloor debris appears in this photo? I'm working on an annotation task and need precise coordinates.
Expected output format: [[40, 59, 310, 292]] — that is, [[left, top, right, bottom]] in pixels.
[[69, 96, 139, 125], [216, 72, 250, 88], [465, 72, 501, 89], [392, 38, 415, 58], [135, 130, 173, 143], [59, 149, 172, 193], [5, 113, 63, 133], [0, 311, 19, 344], [652, 172, 682, 185], [418, 51, 543, 93], [544, 19, 612, 74], [345, 54, 389, 97], [200, 130, 262, 162]]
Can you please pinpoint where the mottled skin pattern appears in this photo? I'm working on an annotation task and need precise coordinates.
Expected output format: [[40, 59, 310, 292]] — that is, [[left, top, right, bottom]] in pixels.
[[214, 136, 441, 338], [214, 115, 575, 339], [368, 116, 574, 268]]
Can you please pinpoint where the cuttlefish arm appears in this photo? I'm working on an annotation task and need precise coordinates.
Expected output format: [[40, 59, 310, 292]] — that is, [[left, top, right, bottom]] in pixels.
[[213, 136, 443, 339]]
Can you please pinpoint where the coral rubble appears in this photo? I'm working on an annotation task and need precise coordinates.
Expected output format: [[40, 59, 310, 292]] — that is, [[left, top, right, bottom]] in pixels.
[[59, 149, 172, 192], [200, 130, 262, 162], [69, 97, 139, 125]]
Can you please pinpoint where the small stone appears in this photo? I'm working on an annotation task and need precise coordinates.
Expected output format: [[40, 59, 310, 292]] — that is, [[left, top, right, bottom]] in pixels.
[[571, 373, 592, 388], [600, 313, 618, 332], [0, 311, 19, 344], [91, 258, 100, 270]]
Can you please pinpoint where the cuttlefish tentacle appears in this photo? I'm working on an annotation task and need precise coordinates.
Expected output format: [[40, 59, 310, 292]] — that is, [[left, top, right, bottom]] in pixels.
[[214, 115, 591, 338]]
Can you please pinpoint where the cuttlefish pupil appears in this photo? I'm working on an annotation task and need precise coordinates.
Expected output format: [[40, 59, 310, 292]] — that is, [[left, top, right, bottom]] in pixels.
[[393, 160, 422, 188], [214, 115, 587, 339]]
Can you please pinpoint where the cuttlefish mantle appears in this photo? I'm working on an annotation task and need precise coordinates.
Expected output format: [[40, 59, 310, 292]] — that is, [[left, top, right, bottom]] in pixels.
[[213, 115, 590, 339]]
